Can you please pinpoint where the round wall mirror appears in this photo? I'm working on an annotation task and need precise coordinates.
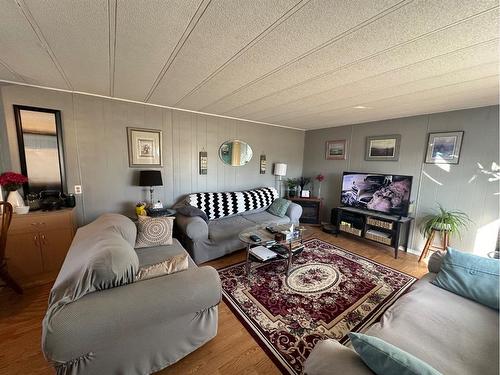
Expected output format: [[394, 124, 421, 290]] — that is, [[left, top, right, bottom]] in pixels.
[[219, 140, 253, 166]]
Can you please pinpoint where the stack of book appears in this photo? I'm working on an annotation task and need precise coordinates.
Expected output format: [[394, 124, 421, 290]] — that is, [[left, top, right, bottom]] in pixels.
[[249, 246, 278, 261]]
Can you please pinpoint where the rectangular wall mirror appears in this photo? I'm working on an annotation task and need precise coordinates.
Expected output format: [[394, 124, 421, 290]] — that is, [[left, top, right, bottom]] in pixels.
[[14, 105, 66, 194]]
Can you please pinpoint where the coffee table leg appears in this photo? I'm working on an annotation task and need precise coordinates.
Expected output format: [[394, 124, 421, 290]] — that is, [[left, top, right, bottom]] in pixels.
[[286, 241, 293, 276], [245, 243, 251, 276]]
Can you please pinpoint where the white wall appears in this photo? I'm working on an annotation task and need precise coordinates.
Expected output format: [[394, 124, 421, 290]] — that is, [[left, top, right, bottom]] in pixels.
[[0, 85, 304, 224], [303, 106, 499, 256]]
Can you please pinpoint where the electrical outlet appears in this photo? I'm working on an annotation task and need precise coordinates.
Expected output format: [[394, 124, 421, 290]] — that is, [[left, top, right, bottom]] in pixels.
[[74, 185, 82, 195]]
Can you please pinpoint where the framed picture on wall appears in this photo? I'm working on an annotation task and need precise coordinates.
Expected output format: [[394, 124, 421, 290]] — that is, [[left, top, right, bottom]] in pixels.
[[365, 134, 401, 161], [425, 131, 464, 164], [325, 139, 347, 160], [127, 127, 163, 167]]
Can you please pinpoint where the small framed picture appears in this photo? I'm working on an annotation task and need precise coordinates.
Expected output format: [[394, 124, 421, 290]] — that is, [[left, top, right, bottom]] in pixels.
[[325, 139, 347, 160], [199, 151, 208, 175], [365, 134, 401, 161], [260, 155, 267, 174], [127, 127, 163, 167], [425, 131, 464, 164], [301, 190, 310, 198]]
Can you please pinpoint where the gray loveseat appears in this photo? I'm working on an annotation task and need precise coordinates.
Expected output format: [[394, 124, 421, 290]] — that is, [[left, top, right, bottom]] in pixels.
[[304, 251, 499, 375], [175, 187, 303, 264], [42, 214, 221, 375]]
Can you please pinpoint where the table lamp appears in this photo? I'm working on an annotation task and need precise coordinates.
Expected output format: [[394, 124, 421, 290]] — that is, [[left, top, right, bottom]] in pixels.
[[139, 170, 163, 205], [273, 163, 287, 197]]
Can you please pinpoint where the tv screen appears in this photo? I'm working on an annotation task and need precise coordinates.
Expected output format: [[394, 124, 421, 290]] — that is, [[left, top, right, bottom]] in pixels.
[[341, 172, 412, 217]]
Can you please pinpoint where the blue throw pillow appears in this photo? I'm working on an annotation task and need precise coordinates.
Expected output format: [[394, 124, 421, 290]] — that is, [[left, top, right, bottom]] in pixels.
[[432, 248, 500, 310], [267, 198, 291, 218], [349, 333, 442, 375]]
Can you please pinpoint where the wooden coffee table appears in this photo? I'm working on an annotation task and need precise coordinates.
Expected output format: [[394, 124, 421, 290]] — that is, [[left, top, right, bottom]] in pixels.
[[239, 224, 306, 277]]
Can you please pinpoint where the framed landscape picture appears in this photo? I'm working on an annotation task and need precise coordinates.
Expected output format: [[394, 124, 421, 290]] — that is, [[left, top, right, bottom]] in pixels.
[[127, 127, 163, 167], [425, 131, 464, 164], [365, 134, 401, 161], [325, 139, 347, 160]]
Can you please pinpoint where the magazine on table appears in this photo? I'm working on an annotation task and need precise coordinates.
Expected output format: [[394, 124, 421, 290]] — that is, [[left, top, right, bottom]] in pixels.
[[249, 245, 278, 261]]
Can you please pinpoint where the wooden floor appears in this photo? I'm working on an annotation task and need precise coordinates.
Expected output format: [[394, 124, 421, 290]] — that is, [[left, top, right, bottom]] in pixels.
[[0, 227, 428, 375]]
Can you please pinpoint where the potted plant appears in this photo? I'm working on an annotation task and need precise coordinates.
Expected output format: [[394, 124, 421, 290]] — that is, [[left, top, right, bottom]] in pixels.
[[0, 172, 28, 208], [285, 178, 300, 198], [419, 204, 472, 240]]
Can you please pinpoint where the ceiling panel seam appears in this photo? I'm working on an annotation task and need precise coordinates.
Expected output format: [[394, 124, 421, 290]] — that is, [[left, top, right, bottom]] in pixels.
[[173, 0, 311, 107], [197, 0, 413, 111], [0, 79, 304, 131], [309, 74, 500, 127], [244, 38, 500, 120], [269, 64, 499, 123], [220, 6, 500, 116], [0, 58, 26, 82], [108, 0, 117, 97], [143, 0, 212, 103], [14, 0, 73, 90]]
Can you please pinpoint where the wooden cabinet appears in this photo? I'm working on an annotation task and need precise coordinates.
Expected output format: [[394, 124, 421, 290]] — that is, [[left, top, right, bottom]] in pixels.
[[5, 208, 76, 287]]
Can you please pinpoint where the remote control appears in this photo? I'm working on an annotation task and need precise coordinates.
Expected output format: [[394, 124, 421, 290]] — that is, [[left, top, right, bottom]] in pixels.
[[265, 226, 278, 234], [249, 234, 261, 242]]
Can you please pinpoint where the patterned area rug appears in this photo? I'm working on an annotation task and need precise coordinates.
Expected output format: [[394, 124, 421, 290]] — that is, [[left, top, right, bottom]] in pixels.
[[219, 238, 417, 374]]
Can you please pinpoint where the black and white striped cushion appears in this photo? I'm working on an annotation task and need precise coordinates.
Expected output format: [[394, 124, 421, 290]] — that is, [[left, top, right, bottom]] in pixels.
[[186, 187, 278, 220]]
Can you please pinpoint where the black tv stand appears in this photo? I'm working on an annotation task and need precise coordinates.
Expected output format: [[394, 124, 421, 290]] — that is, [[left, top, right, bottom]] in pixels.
[[333, 206, 413, 258]]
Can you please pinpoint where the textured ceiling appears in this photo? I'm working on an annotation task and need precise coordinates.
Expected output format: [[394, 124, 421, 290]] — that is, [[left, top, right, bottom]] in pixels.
[[0, 0, 498, 130]]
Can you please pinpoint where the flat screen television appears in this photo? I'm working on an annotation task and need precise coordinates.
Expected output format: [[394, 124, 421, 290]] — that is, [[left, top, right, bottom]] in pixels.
[[341, 172, 413, 217]]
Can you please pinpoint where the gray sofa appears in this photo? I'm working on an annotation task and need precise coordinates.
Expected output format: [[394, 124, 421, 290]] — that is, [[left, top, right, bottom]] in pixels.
[[304, 251, 500, 375], [42, 214, 221, 375], [175, 188, 303, 264]]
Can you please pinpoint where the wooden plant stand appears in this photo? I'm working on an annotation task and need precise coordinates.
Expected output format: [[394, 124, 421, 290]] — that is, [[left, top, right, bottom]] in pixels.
[[418, 228, 449, 262]]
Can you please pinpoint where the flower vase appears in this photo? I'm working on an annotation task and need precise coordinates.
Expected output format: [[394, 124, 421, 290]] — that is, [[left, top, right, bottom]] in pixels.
[[317, 182, 322, 199], [7, 190, 25, 208]]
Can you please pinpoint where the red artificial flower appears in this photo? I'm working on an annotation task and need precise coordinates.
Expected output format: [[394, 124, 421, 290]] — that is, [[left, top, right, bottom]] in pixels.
[[0, 172, 28, 191], [315, 174, 325, 182]]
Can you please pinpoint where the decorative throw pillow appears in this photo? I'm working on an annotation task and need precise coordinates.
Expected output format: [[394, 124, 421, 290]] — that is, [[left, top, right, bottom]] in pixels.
[[267, 198, 291, 218], [349, 333, 442, 375], [432, 248, 499, 310], [135, 215, 174, 248], [136, 253, 188, 281], [176, 205, 209, 222]]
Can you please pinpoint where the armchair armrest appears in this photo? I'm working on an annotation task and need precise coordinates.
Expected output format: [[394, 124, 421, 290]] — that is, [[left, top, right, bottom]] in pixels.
[[286, 202, 303, 223], [43, 266, 221, 362], [303, 339, 372, 375], [175, 214, 209, 241]]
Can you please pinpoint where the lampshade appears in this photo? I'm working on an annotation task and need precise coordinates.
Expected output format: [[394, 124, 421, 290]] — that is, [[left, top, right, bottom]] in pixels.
[[139, 170, 163, 186], [274, 163, 287, 176]]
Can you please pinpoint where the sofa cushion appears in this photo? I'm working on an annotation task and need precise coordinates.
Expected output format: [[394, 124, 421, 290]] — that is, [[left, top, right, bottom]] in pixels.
[[241, 210, 291, 225], [303, 339, 373, 375], [365, 273, 499, 375], [45, 214, 140, 324], [267, 198, 291, 217], [349, 333, 441, 375], [135, 238, 196, 268], [175, 205, 209, 222], [136, 253, 189, 281], [208, 215, 254, 242], [432, 248, 499, 309], [185, 187, 278, 220], [135, 216, 174, 248]]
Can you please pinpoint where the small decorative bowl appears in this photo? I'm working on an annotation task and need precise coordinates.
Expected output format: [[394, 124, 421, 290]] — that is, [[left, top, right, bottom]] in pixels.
[[14, 206, 30, 214]]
